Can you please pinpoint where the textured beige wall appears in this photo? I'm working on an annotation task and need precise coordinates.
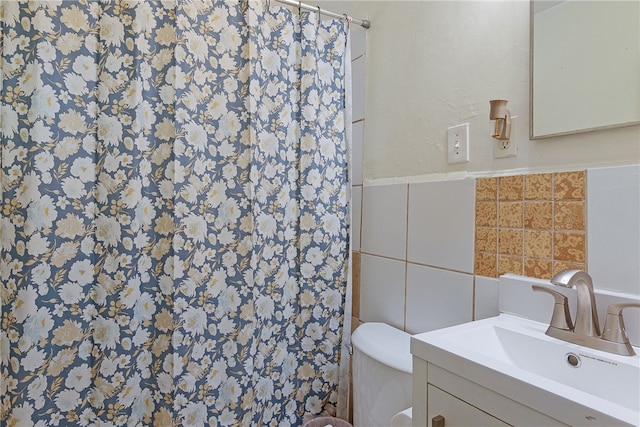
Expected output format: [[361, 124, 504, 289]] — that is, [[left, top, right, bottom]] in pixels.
[[311, 1, 640, 180]]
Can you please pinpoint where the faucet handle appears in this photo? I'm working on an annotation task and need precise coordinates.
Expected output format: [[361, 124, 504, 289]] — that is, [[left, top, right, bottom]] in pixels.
[[601, 303, 640, 349], [532, 285, 573, 331]]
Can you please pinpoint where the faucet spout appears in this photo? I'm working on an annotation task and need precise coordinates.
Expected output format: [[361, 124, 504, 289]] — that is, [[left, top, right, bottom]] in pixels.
[[550, 269, 601, 337]]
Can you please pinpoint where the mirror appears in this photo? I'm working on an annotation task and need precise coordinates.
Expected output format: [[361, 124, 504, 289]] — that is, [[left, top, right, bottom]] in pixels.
[[530, 0, 640, 139]]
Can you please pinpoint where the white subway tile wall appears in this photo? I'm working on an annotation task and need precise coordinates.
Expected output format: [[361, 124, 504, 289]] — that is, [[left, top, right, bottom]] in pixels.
[[360, 254, 406, 330], [474, 276, 500, 320], [405, 264, 473, 334], [351, 121, 364, 186], [350, 23, 365, 325], [351, 186, 362, 252], [355, 165, 639, 335], [361, 184, 408, 260], [587, 164, 640, 295], [407, 179, 476, 273], [351, 56, 365, 122]]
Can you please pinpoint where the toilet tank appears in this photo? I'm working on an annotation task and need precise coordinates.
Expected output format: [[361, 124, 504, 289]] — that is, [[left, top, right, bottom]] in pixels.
[[351, 322, 412, 427]]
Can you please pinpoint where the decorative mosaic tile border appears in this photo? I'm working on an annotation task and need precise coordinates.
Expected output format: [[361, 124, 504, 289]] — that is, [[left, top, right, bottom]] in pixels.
[[475, 171, 587, 279]]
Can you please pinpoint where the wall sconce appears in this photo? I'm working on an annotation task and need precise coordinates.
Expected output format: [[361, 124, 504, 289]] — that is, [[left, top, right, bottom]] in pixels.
[[489, 99, 511, 141]]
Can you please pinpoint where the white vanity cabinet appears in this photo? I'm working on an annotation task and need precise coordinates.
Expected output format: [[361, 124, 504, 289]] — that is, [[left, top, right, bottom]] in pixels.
[[412, 357, 569, 427], [427, 384, 509, 427]]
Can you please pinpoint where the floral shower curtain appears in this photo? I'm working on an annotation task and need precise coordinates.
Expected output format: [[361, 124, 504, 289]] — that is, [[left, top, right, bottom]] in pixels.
[[0, 1, 351, 426]]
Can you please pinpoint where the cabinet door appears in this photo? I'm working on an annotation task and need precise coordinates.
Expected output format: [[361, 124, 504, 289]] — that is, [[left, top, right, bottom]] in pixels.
[[427, 384, 510, 427]]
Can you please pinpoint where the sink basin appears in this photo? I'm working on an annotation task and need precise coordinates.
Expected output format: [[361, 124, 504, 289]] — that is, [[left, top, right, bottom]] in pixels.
[[411, 314, 640, 426]]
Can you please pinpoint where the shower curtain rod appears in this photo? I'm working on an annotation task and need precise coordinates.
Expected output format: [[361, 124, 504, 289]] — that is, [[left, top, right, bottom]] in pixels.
[[274, 0, 371, 29]]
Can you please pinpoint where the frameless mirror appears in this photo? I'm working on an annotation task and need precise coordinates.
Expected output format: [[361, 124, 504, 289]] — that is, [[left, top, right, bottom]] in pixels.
[[530, 0, 640, 139]]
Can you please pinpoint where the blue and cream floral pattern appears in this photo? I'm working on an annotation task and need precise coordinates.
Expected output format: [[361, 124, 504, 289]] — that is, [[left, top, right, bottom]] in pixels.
[[1, 1, 350, 425]]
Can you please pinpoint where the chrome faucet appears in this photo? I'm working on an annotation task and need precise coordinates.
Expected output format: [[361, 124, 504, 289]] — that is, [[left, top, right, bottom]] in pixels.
[[533, 269, 640, 356], [550, 269, 600, 337]]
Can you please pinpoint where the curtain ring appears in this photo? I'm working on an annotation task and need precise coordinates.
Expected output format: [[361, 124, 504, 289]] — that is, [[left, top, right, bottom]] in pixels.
[[343, 13, 351, 30], [317, 6, 321, 25]]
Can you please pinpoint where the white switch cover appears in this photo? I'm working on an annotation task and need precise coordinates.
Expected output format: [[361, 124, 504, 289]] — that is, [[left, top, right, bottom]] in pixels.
[[447, 123, 470, 164]]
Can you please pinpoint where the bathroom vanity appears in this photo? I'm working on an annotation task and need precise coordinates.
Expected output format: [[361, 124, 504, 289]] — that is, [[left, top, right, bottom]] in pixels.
[[410, 314, 640, 427], [410, 273, 640, 427]]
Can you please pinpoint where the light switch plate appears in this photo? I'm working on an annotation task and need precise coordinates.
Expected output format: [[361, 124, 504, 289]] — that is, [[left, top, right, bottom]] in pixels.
[[447, 123, 470, 164]]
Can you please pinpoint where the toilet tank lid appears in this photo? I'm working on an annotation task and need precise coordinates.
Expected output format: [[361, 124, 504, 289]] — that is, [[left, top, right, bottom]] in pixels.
[[351, 322, 412, 374]]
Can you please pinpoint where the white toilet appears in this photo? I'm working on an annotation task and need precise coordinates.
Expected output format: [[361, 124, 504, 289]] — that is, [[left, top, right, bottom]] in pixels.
[[351, 322, 413, 427]]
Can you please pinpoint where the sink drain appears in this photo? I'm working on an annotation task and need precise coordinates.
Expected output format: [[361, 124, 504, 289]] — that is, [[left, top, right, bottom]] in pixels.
[[566, 352, 581, 368]]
